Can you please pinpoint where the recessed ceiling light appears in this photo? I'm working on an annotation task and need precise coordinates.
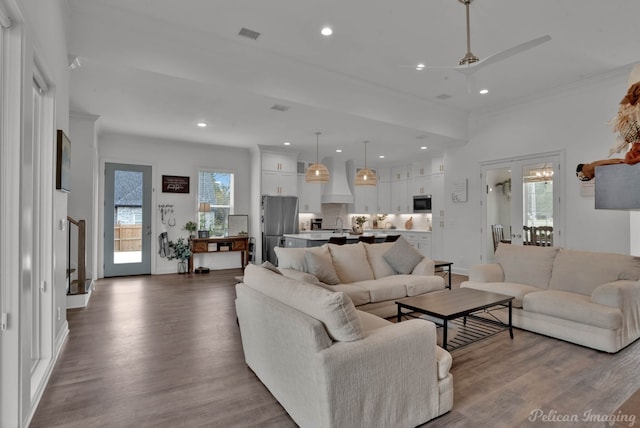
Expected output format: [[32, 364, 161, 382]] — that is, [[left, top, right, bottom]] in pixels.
[[479, 88, 489, 95], [335, 149, 342, 153], [416, 63, 425, 71], [420, 146, 428, 150], [321, 26, 333, 36], [196, 122, 207, 128], [283, 141, 291, 146], [378, 155, 385, 159]]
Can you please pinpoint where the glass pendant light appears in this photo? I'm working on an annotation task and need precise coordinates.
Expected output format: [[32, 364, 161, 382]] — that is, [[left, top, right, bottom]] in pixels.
[[355, 140, 377, 186], [305, 132, 330, 183]]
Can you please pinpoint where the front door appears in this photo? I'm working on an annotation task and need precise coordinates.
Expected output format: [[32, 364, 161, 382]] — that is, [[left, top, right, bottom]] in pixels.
[[481, 152, 564, 262], [104, 163, 152, 276]]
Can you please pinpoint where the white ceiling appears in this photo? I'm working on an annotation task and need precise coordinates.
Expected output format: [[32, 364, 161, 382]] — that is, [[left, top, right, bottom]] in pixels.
[[67, 0, 640, 165]]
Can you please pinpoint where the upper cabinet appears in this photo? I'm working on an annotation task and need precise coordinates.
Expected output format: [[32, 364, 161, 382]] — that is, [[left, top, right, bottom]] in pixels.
[[297, 164, 321, 213], [260, 147, 298, 196]]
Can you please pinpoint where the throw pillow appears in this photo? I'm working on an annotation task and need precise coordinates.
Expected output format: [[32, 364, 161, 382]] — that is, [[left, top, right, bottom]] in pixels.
[[261, 261, 282, 275], [383, 236, 423, 274], [305, 250, 341, 285]]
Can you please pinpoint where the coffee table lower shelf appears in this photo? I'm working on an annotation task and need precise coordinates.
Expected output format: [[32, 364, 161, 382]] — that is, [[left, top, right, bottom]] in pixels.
[[401, 312, 511, 351], [396, 288, 514, 351]]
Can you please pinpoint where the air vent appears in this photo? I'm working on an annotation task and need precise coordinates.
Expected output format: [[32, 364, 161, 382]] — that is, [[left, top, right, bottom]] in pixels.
[[436, 94, 452, 100], [270, 104, 290, 112], [238, 27, 260, 40]]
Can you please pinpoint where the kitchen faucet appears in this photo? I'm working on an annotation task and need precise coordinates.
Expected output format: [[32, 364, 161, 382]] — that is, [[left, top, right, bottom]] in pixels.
[[335, 217, 343, 234]]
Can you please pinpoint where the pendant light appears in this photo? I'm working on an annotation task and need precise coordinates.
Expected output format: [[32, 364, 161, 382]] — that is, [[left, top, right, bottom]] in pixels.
[[355, 140, 377, 186], [305, 131, 330, 183]]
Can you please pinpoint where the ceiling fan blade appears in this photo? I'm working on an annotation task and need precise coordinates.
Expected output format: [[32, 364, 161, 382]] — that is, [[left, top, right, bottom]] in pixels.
[[473, 35, 551, 71]]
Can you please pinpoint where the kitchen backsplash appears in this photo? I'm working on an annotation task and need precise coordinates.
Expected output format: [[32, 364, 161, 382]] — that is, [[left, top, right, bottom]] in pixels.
[[299, 206, 432, 231]]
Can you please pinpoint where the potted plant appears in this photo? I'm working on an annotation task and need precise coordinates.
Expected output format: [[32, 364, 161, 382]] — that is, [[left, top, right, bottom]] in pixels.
[[183, 221, 197, 238], [198, 213, 210, 238], [168, 237, 192, 273], [352, 215, 367, 234]]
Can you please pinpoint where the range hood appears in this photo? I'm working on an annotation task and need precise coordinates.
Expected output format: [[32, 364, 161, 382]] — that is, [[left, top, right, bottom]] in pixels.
[[321, 156, 354, 204]]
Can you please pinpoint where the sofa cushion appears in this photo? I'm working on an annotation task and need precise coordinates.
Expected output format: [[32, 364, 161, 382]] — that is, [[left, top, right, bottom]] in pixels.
[[548, 248, 640, 296], [242, 264, 364, 342], [436, 347, 453, 381], [274, 245, 328, 273], [461, 281, 544, 308], [305, 248, 341, 285], [363, 242, 397, 278], [402, 275, 446, 297], [383, 236, 424, 274], [495, 244, 559, 289], [357, 310, 392, 334], [523, 290, 623, 330], [328, 242, 375, 284], [350, 276, 411, 302], [322, 283, 371, 306]]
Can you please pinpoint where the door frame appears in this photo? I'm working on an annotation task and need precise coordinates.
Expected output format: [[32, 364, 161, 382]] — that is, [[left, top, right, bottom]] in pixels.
[[480, 150, 565, 263], [100, 160, 155, 278]]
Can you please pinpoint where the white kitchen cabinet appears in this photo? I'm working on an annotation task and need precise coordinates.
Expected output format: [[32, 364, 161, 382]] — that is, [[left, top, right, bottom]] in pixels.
[[411, 161, 431, 178], [297, 174, 321, 213], [411, 175, 432, 196], [431, 219, 444, 260], [431, 156, 445, 175], [431, 173, 444, 218], [377, 167, 391, 214], [391, 165, 411, 181], [261, 150, 298, 196], [354, 184, 377, 214], [262, 152, 297, 173], [262, 170, 297, 196], [390, 179, 409, 214]]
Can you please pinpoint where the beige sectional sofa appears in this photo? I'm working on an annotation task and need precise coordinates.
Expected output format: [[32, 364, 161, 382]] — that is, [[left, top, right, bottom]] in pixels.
[[273, 239, 446, 318], [236, 263, 453, 428], [461, 243, 640, 353]]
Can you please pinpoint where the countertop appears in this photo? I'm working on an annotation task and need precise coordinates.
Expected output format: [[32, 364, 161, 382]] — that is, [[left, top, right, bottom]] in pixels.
[[284, 229, 431, 240]]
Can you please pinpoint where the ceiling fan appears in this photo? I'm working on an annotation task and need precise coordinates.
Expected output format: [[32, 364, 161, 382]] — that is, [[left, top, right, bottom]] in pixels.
[[416, 0, 551, 76]]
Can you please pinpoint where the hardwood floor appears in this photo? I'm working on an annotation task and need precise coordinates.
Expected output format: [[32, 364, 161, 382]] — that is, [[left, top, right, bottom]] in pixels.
[[31, 271, 640, 427]]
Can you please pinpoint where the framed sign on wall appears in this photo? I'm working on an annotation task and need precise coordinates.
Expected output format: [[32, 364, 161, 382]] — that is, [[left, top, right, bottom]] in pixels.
[[56, 130, 71, 192], [162, 175, 190, 193]]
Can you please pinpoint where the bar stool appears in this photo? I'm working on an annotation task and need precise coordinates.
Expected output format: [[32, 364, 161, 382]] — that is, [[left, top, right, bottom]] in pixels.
[[328, 236, 347, 245], [384, 234, 401, 242], [358, 235, 376, 244]]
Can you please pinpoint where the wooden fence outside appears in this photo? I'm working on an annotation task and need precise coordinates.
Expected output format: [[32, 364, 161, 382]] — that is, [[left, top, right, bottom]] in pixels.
[[114, 224, 142, 252]]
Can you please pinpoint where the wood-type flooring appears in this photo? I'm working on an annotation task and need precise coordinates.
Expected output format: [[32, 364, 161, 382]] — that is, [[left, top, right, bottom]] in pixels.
[[30, 270, 640, 427]]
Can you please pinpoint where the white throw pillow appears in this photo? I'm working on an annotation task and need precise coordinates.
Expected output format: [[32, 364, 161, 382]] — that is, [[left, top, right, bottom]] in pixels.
[[363, 242, 397, 278], [260, 261, 282, 275], [305, 250, 341, 285], [328, 242, 375, 284], [383, 236, 423, 274]]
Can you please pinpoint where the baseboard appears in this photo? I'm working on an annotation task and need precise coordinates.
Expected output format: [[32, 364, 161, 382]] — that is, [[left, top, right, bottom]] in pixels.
[[66, 280, 94, 309]]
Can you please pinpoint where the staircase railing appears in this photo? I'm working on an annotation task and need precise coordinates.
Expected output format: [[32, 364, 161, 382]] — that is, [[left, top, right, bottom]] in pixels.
[[67, 216, 87, 294]]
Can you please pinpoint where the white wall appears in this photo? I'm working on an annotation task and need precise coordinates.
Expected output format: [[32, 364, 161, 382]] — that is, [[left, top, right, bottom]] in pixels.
[[98, 132, 253, 275], [69, 114, 100, 280], [1, 0, 70, 426], [443, 70, 632, 271]]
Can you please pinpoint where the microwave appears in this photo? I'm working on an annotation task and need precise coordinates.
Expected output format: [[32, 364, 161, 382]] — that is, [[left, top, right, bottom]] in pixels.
[[413, 195, 432, 213]]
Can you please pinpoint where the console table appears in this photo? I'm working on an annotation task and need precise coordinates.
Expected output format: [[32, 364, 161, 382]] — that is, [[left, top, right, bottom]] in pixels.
[[188, 236, 249, 273]]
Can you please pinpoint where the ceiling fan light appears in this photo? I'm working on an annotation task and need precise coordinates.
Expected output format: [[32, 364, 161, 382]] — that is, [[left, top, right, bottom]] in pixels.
[[306, 163, 330, 183], [355, 168, 377, 186]]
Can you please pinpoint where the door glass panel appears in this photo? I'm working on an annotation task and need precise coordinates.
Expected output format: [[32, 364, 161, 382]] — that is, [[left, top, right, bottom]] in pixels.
[[522, 162, 554, 246], [113, 170, 143, 264], [485, 167, 512, 260]]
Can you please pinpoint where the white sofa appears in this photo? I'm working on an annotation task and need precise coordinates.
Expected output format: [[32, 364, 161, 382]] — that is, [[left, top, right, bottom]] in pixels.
[[461, 243, 640, 353], [236, 264, 453, 428], [273, 238, 446, 318]]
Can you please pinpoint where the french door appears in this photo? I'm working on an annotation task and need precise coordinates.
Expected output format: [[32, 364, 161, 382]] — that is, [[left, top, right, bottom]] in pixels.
[[481, 151, 564, 262], [104, 163, 152, 276]]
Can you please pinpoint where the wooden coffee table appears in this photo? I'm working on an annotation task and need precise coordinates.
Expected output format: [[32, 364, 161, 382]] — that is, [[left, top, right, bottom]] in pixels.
[[396, 288, 514, 351]]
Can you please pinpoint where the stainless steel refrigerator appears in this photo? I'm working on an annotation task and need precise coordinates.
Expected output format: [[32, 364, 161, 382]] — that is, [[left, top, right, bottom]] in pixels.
[[261, 195, 299, 264]]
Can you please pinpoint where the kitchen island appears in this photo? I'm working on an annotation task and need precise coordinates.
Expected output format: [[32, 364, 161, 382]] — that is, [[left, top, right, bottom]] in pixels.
[[283, 232, 387, 248], [282, 229, 432, 257]]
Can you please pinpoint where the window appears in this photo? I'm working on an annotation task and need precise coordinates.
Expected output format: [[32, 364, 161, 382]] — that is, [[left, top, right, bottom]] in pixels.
[[198, 171, 234, 235]]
